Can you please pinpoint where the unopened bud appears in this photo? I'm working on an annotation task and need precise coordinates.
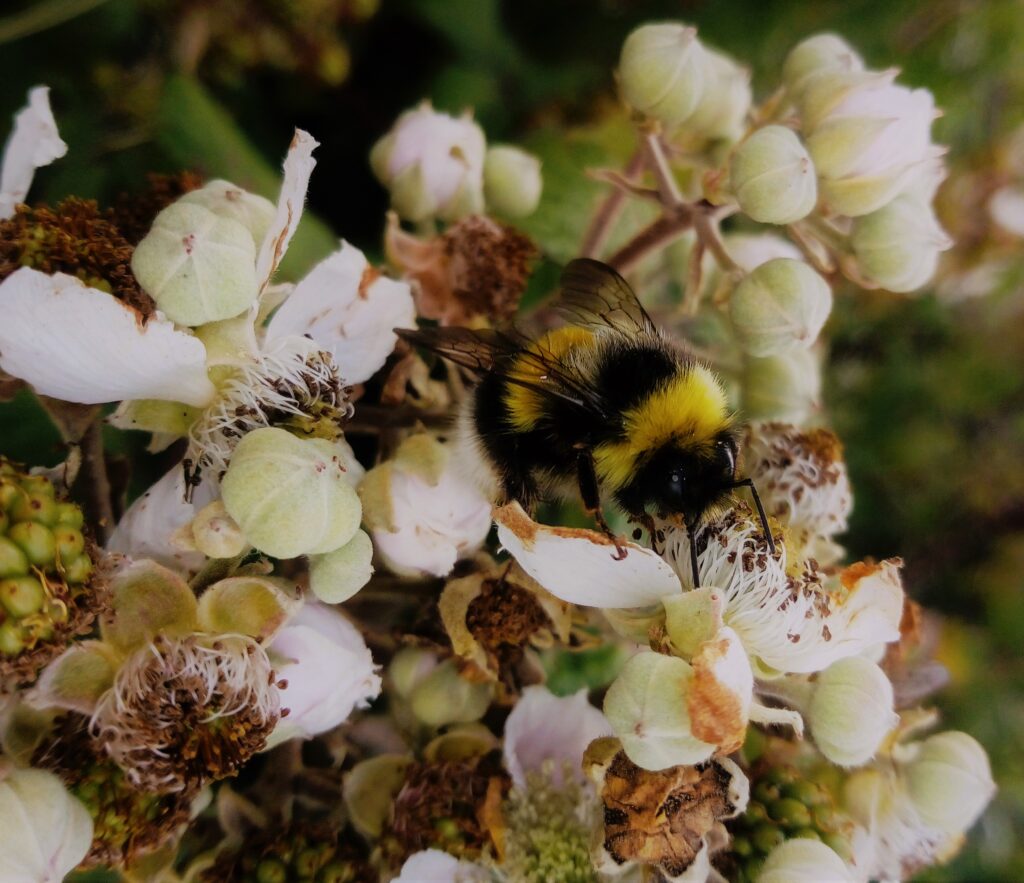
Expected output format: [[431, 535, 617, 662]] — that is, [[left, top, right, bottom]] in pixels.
[[484, 145, 542, 218], [190, 500, 247, 559], [603, 650, 714, 770], [221, 427, 362, 559], [742, 348, 822, 424], [783, 34, 864, 101], [308, 528, 374, 604], [686, 48, 752, 142], [730, 258, 832, 357], [851, 194, 951, 292], [408, 658, 492, 727], [178, 179, 276, 247], [370, 103, 486, 223], [388, 645, 440, 699], [730, 126, 817, 224], [618, 23, 708, 129], [807, 657, 897, 767], [904, 731, 995, 835], [131, 202, 258, 326]]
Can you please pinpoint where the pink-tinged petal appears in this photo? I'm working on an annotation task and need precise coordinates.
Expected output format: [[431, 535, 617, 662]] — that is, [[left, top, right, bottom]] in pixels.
[[503, 685, 612, 788], [394, 850, 489, 882], [0, 86, 67, 219], [494, 502, 681, 609], [256, 129, 318, 291], [266, 602, 381, 746], [0, 268, 215, 406], [107, 465, 204, 572], [266, 242, 416, 384]]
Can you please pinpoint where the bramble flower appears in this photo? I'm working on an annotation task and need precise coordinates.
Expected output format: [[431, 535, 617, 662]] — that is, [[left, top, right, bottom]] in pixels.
[[360, 433, 492, 578], [371, 102, 487, 223], [759, 838, 860, 883], [265, 600, 381, 747], [395, 849, 490, 882], [0, 761, 93, 883]]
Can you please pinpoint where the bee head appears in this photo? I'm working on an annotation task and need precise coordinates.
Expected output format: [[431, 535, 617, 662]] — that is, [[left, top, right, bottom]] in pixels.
[[615, 431, 739, 523]]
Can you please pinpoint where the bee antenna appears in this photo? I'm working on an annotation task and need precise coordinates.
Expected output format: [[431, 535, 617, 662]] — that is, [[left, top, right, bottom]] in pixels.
[[731, 477, 777, 555]]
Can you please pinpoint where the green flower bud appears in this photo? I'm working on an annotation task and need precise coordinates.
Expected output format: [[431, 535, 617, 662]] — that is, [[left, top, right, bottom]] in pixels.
[[603, 650, 714, 770], [408, 658, 492, 727], [783, 34, 864, 101], [807, 657, 897, 767], [177, 179, 276, 247], [308, 529, 374, 604], [686, 48, 752, 142], [742, 348, 822, 423], [618, 23, 708, 129], [131, 202, 258, 327], [191, 500, 248, 559], [484, 145, 543, 218], [730, 126, 817, 225], [730, 258, 831, 357], [388, 646, 439, 699], [851, 194, 951, 292], [904, 731, 995, 835], [221, 427, 362, 559]]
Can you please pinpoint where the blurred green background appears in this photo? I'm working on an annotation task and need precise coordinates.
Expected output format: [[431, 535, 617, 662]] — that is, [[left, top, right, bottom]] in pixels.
[[2, 1, 1022, 880]]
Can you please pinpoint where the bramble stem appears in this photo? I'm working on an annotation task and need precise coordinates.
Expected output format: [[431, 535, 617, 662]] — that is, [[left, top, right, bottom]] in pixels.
[[579, 149, 644, 257]]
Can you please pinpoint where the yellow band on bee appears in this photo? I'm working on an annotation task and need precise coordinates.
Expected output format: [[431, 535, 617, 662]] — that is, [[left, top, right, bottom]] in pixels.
[[594, 365, 729, 487], [503, 327, 595, 431]]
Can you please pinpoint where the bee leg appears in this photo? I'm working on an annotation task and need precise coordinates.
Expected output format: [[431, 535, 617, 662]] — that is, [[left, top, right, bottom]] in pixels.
[[576, 449, 628, 560], [686, 519, 701, 588]]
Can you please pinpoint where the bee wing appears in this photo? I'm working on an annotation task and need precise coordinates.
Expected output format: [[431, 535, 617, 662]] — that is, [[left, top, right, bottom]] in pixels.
[[397, 325, 607, 416], [557, 258, 658, 336]]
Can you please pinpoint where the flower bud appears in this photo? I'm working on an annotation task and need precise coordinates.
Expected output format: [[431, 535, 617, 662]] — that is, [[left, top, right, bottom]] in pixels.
[[370, 103, 486, 223], [603, 651, 715, 770], [686, 48, 752, 142], [408, 658, 492, 727], [388, 645, 440, 699], [742, 348, 822, 424], [759, 838, 858, 883], [730, 258, 832, 357], [221, 427, 362, 559], [618, 23, 708, 129], [483, 145, 543, 218], [177, 179, 276, 247], [131, 202, 258, 326], [802, 71, 938, 217], [308, 528, 374, 604], [851, 194, 952, 292], [904, 731, 995, 835], [807, 657, 897, 767], [782, 34, 864, 101], [729, 126, 817, 224], [190, 500, 247, 559], [0, 765, 93, 882]]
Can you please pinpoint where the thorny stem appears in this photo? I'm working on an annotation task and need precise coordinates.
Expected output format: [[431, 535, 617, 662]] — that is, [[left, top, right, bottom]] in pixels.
[[607, 208, 694, 274], [579, 149, 645, 257], [79, 420, 114, 544]]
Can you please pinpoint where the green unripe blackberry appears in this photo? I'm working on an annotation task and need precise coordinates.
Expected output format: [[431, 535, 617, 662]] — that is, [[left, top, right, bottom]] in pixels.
[[726, 766, 855, 881], [0, 458, 102, 690]]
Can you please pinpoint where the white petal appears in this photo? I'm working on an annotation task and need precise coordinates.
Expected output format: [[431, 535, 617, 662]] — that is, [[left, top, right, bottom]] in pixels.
[[107, 465, 204, 571], [394, 849, 489, 882], [0, 86, 67, 220], [267, 242, 416, 384], [0, 268, 215, 406], [256, 129, 318, 291], [502, 685, 612, 788], [494, 502, 681, 609], [267, 602, 381, 745]]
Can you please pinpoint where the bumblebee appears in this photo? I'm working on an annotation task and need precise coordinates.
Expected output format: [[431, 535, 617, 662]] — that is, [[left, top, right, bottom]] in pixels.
[[398, 258, 773, 585]]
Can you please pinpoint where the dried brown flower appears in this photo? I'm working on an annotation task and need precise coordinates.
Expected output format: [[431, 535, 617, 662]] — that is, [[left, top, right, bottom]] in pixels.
[[0, 198, 155, 319]]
